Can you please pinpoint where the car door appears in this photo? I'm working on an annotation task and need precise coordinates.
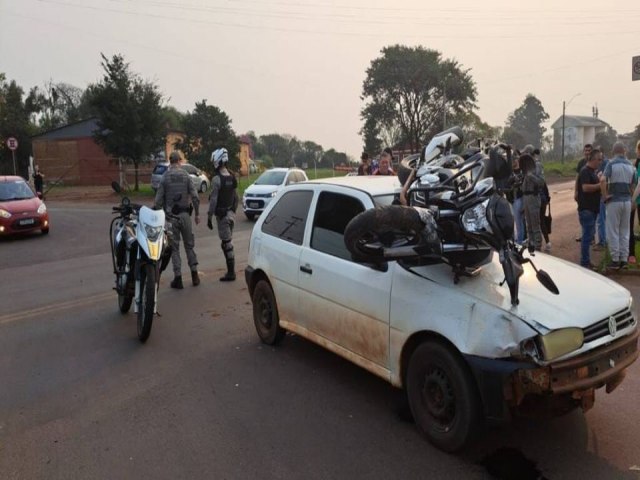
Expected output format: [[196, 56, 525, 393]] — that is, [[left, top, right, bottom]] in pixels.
[[257, 188, 315, 324], [297, 187, 392, 374]]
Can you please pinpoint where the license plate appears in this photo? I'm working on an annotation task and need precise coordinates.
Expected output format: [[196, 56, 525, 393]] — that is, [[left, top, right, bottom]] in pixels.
[[19, 218, 35, 225], [249, 202, 259, 209]]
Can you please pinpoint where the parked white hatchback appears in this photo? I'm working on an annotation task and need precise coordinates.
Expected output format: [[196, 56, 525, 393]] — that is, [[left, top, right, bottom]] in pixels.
[[242, 167, 308, 220], [245, 175, 638, 452]]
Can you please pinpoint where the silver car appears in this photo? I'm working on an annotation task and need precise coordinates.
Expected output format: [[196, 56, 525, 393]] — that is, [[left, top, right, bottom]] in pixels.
[[151, 163, 210, 193]]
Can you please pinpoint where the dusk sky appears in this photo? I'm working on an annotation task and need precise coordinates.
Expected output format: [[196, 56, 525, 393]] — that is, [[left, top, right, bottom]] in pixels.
[[1, 0, 639, 157]]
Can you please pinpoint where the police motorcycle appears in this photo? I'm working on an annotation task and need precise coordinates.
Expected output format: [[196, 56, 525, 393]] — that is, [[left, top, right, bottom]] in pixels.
[[343, 127, 559, 307], [110, 182, 172, 342]]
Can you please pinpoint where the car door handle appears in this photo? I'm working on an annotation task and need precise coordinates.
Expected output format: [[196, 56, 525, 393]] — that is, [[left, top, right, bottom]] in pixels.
[[300, 265, 313, 274]]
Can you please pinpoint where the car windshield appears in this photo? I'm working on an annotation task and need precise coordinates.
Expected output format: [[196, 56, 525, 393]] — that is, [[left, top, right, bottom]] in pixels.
[[153, 164, 168, 175], [255, 171, 286, 185], [0, 180, 35, 201]]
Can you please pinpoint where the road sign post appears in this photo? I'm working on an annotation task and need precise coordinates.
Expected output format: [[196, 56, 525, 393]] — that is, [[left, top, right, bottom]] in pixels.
[[6, 137, 18, 175], [633, 55, 640, 81]]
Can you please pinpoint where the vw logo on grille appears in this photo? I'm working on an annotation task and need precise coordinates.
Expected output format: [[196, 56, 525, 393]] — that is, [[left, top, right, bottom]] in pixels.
[[608, 316, 617, 337]]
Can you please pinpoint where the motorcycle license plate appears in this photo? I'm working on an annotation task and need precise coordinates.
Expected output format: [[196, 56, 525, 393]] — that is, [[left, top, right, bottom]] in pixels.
[[249, 202, 259, 208], [19, 218, 35, 225]]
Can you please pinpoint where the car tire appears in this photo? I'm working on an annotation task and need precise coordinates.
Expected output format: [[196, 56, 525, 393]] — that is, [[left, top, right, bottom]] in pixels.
[[343, 205, 426, 262], [245, 212, 255, 221], [200, 181, 208, 193], [406, 341, 482, 452], [41, 227, 49, 235], [252, 280, 285, 345]]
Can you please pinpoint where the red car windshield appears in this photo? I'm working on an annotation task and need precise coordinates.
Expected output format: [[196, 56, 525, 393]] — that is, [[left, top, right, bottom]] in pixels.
[[0, 180, 35, 201]]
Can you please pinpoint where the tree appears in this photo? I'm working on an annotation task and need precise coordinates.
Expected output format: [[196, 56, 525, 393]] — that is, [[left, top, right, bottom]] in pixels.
[[0, 73, 41, 176], [321, 148, 348, 169], [360, 115, 382, 156], [259, 133, 294, 167], [175, 100, 239, 175], [503, 94, 549, 149], [160, 106, 185, 131], [361, 45, 477, 153], [593, 126, 618, 156], [87, 54, 165, 190], [32, 81, 87, 131]]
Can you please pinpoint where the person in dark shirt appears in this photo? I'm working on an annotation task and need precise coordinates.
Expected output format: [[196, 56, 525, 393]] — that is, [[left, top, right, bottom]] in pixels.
[[357, 152, 371, 175], [577, 149, 603, 268], [33, 165, 44, 195]]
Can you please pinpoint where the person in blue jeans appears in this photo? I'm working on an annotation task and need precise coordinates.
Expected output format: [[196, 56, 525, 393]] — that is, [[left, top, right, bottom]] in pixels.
[[577, 150, 603, 268]]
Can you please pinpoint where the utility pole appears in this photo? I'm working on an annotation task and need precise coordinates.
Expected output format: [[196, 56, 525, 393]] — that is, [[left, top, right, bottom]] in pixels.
[[561, 101, 566, 164]]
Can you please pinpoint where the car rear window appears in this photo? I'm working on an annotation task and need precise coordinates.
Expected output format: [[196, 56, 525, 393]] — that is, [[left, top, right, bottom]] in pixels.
[[153, 164, 168, 175]]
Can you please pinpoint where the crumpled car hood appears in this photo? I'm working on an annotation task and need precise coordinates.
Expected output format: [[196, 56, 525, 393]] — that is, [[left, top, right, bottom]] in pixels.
[[411, 252, 630, 332]]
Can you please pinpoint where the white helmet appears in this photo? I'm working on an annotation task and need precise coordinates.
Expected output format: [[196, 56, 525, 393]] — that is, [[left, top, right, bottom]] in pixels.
[[211, 148, 229, 169]]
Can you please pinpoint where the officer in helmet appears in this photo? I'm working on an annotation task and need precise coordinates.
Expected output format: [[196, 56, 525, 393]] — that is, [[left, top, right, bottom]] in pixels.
[[154, 150, 200, 289], [207, 148, 239, 281]]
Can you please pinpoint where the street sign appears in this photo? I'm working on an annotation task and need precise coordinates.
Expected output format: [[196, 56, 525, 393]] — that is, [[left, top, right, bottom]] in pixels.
[[633, 55, 640, 81], [6, 137, 18, 151]]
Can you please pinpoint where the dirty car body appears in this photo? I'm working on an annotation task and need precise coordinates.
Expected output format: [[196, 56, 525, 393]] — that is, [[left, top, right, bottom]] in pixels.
[[245, 175, 638, 451]]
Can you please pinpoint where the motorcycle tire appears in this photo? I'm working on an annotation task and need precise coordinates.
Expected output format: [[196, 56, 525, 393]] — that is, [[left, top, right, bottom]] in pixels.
[[344, 205, 426, 262], [118, 291, 133, 313], [137, 263, 156, 343]]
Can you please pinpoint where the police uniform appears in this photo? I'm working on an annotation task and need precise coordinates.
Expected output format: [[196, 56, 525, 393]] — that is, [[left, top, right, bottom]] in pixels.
[[154, 164, 200, 284], [207, 172, 238, 281]]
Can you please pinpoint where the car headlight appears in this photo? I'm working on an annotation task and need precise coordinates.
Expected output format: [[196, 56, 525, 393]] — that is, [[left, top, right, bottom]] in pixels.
[[143, 223, 163, 241], [37, 203, 47, 214], [0, 209, 11, 219], [461, 199, 491, 233], [520, 327, 584, 362], [270, 191, 278, 197]]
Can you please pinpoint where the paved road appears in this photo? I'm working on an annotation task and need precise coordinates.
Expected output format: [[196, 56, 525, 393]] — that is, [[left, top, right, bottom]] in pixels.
[[1, 195, 639, 480]]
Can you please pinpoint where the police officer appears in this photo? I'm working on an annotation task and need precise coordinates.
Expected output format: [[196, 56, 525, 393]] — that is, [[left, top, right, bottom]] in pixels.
[[154, 151, 200, 289], [207, 148, 238, 281]]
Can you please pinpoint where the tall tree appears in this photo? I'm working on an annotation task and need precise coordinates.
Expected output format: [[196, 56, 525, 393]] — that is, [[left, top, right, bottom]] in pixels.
[[593, 126, 618, 156], [361, 45, 477, 153], [503, 94, 549, 149], [0, 73, 41, 176], [87, 54, 165, 190], [175, 100, 239, 174], [33, 81, 86, 131]]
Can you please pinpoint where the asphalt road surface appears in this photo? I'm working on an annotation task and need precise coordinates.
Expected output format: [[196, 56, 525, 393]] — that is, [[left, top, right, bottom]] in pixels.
[[1, 188, 639, 480]]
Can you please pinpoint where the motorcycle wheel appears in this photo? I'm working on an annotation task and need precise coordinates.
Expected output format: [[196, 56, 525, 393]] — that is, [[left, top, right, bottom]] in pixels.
[[118, 291, 133, 313], [343, 206, 425, 262], [137, 263, 156, 343]]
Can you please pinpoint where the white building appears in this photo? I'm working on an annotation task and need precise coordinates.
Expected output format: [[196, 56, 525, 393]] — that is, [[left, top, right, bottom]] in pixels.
[[551, 115, 609, 155]]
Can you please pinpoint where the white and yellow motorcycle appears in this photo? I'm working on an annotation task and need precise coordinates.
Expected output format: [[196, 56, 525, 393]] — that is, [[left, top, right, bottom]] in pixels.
[[110, 182, 171, 342]]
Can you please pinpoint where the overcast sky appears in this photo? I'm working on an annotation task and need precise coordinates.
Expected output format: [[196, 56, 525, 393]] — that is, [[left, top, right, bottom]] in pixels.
[[1, 0, 639, 157]]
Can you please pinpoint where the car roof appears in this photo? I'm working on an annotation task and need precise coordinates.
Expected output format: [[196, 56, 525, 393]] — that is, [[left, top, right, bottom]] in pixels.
[[264, 167, 303, 172], [0, 176, 27, 183], [306, 175, 401, 196]]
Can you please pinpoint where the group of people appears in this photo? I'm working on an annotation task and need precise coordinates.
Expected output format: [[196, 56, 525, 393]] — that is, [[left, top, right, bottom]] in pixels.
[[153, 148, 238, 289], [576, 140, 640, 270], [357, 148, 396, 176]]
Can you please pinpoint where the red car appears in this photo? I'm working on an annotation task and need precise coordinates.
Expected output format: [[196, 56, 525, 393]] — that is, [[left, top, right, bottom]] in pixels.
[[0, 176, 50, 236]]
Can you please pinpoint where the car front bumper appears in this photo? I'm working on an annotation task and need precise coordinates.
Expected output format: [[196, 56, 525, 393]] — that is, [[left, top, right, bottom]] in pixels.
[[465, 328, 639, 422], [0, 213, 49, 235]]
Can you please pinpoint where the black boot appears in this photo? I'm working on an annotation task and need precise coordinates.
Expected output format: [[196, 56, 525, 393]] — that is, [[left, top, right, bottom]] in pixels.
[[191, 270, 200, 286], [219, 259, 236, 282], [170, 275, 184, 289]]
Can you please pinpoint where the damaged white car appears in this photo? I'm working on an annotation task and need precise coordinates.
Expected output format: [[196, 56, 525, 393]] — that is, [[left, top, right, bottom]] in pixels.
[[244, 175, 639, 452]]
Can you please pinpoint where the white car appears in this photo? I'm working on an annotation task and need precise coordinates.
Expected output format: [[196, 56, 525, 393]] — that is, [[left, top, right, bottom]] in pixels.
[[242, 167, 308, 220], [245, 175, 638, 452]]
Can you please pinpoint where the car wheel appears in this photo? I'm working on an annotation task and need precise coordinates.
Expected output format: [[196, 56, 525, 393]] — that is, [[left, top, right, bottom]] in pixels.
[[252, 280, 285, 345], [406, 341, 482, 452], [245, 212, 255, 221], [200, 181, 207, 193], [41, 227, 49, 235]]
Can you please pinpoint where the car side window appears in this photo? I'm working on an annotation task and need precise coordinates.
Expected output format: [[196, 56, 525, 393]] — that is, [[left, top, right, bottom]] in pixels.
[[183, 165, 196, 175], [310, 191, 365, 260], [261, 190, 313, 245]]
